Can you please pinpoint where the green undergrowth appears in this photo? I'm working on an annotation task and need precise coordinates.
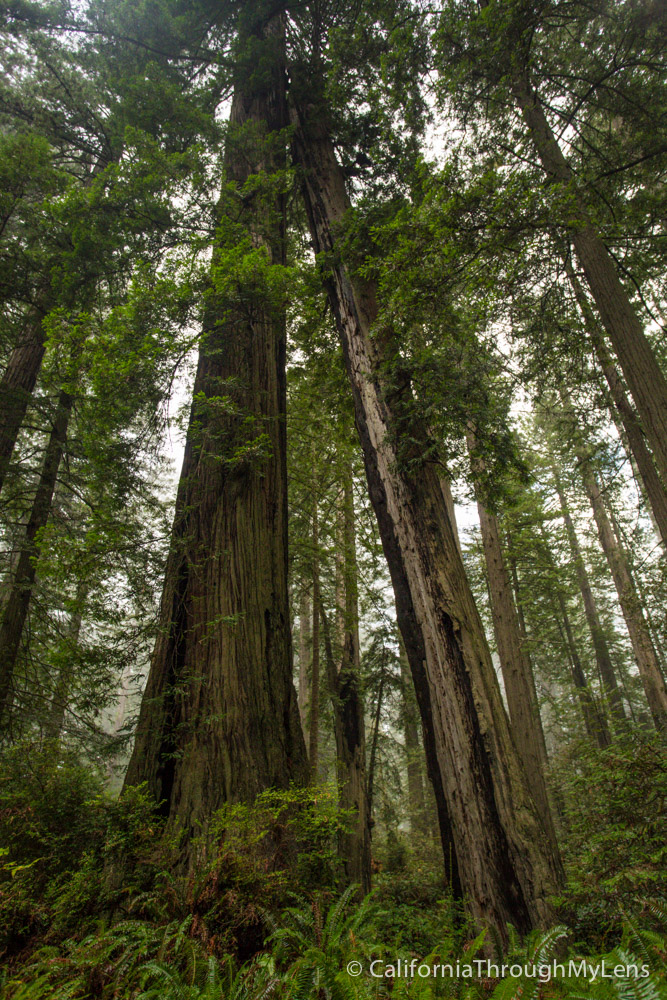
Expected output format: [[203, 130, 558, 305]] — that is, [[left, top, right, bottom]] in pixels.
[[0, 738, 665, 1000]]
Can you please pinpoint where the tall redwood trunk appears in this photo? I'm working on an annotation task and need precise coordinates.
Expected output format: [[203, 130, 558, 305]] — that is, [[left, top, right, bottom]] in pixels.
[[536, 524, 610, 747], [46, 580, 88, 739], [0, 388, 73, 728], [510, 72, 667, 483], [309, 488, 320, 782], [338, 468, 371, 891], [291, 94, 562, 934], [552, 473, 626, 727], [298, 588, 310, 733], [579, 461, 667, 734], [123, 17, 308, 845], [565, 262, 667, 547], [472, 491, 557, 850]]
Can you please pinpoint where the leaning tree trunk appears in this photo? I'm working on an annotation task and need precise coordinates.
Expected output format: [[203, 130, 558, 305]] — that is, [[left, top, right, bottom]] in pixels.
[[579, 461, 667, 734], [510, 71, 667, 483], [291, 93, 562, 936], [123, 16, 308, 849], [0, 307, 50, 497], [0, 148, 112, 500], [0, 388, 73, 729], [564, 261, 667, 548], [552, 473, 626, 727], [471, 483, 558, 851]]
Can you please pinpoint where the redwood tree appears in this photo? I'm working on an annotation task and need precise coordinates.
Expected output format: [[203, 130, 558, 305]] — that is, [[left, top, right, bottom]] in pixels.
[[291, 82, 563, 935], [124, 13, 308, 849]]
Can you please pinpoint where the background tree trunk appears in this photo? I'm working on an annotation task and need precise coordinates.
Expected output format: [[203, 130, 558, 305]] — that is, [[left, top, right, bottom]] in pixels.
[[537, 525, 611, 747], [298, 588, 310, 734], [512, 73, 667, 482], [317, 466, 371, 892], [309, 489, 320, 782], [0, 387, 72, 729], [46, 580, 89, 739], [399, 639, 426, 836], [565, 261, 667, 548], [579, 461, 667, 734], [474, 493, 558, 850], [553, 474, 626, 726]]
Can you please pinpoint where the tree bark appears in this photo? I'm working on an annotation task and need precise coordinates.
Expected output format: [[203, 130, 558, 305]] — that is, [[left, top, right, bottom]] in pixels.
[[339, 468, 371, 890], [512, 74, 667, 484], [440, 477, 462, 556], [0, 308, 49, 496], [123, 16, 308, 848], [366, 651, 385, 824], [298, 587, 310, 732], [0, 388, 72, 728], [399, 639, 427, 836], [553, 474, 627, 727], [536, 524, 611, 748], [309, 488, 320, 782], [472, 489, 557, 851], [319, 598, 371, 891], [291, 94, 562, 935], [565, 262, 667, 548], [580, 462, 667, 734], [46, 579, 89, 739]]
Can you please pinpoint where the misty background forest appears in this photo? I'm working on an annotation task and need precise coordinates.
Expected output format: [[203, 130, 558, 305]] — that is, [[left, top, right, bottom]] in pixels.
[[0, 0, 666, 997]]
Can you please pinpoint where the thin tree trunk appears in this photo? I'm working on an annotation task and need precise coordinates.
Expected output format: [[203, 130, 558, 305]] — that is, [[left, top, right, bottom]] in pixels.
[[537, 526, 611, 748], [123, 16, 308, 848], [506, 547, 566, 823], [319, 569, 371, 893], [579, 462, 667, 734], [609, 507, 667, 674], [511, 72, 667, 483], [399, 639, 426, 836], [558, 589, 610, 746], [315, 462, 371, 892], [298, 587, 310, 732], [309, 488, 320, 782], [472, 486, 557, 849], [339, 467, 371, 890], [292, 97, 562, 935], [565, 261, 667, 548], [46, 579, 89, 739], [366, 652, 385, 822], [0, 388, 72, 728], [553, 474, 627, 727], [505, 540, 548, 739]]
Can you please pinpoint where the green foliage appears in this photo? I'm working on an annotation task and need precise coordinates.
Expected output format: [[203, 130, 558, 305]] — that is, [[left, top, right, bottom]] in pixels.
[[557, 734, 667, 943], [0, 742, 163, 955], [269, 886, 382, 1000]]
